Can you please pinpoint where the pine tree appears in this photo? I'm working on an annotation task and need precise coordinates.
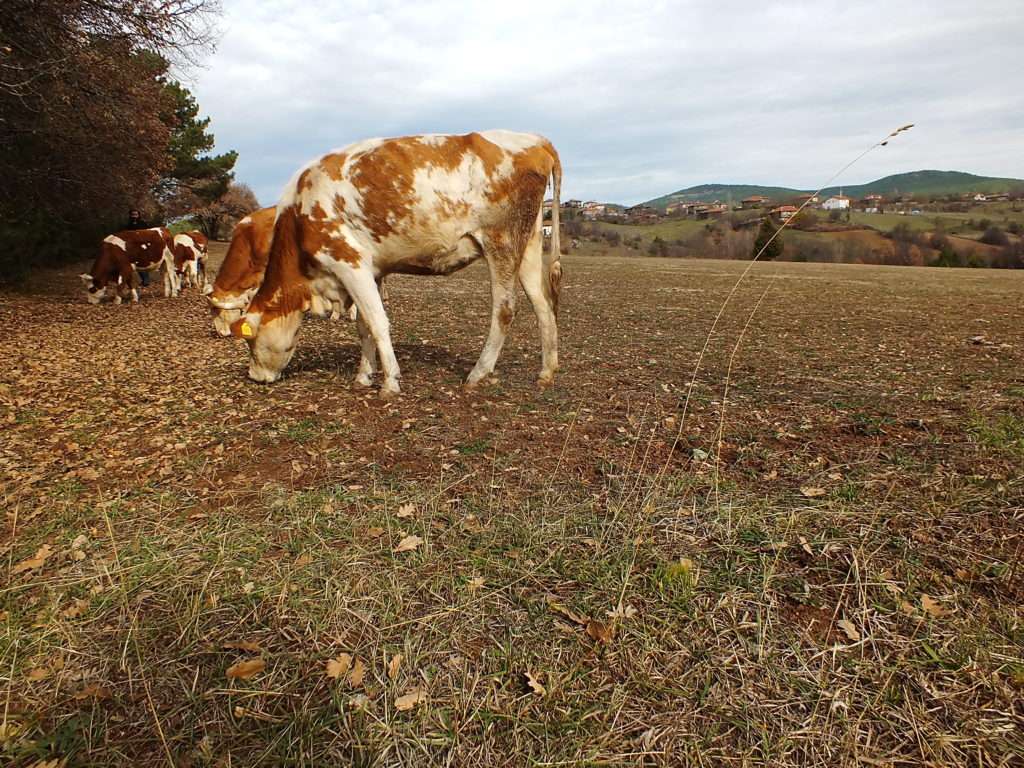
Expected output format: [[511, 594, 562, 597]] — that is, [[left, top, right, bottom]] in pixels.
[[753, 217, 783, 260]]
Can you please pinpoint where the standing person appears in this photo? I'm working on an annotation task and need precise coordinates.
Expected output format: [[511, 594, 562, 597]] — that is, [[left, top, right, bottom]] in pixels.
[[124, 208, 151, 286]]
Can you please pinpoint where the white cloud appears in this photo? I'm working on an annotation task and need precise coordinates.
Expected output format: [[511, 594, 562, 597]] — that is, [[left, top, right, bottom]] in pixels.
[[190, 0, 1024, 205]]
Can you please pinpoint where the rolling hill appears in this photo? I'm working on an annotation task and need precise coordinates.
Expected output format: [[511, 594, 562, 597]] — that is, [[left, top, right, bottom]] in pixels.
[[643, 171, 1024, 209]]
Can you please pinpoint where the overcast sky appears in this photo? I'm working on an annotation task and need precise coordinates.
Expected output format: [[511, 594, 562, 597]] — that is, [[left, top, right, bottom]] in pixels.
[[189, 1, 1024, 206]]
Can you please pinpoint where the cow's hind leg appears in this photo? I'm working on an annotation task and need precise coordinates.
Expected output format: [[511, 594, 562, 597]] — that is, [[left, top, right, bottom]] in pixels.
[[466, 238, 518, 387], [353, 312, 378, 386], [518, 223, 559, 384], [336, 267, 400, 397]]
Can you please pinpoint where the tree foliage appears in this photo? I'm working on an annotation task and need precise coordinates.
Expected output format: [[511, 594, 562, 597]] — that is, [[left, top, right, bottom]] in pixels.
[[0, 0, 221, 279], [753, 217, 783, 261]]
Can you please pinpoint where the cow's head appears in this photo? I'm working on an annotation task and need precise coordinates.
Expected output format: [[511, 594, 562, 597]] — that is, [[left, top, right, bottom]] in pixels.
[[229, 309, 302, 383], [80, 273, 106, 304], [207, 289, 254, 337]]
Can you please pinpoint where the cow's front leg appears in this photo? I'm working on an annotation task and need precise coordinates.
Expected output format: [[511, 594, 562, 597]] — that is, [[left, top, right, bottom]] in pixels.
[[339, 267, 399, 397], [467, 255, 517, 387]]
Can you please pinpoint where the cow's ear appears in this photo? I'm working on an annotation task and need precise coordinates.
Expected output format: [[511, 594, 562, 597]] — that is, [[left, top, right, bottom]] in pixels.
[[230, 314, 259, 339], [79, 273, 93, 285]]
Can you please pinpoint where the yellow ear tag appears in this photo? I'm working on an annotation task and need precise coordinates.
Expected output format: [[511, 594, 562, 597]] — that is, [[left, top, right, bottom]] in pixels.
[[240, 321, 253, 338]]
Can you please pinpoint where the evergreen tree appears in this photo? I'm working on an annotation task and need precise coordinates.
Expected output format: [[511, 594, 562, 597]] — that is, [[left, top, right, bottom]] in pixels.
[[753, 217, 783, 260], [158, 81, 238, 213]]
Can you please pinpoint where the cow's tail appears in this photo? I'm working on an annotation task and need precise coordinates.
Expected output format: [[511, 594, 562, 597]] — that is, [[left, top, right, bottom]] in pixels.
[[547, 146, 563, 317]]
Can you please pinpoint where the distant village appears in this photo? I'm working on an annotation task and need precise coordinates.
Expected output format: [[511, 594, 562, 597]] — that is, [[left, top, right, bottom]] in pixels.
[[542, 189, 1015, 227]]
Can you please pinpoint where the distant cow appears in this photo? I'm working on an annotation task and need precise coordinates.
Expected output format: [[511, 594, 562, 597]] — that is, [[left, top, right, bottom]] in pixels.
[[172, 232, 209, 291], [229, 130, 562, 396], [80, 227, 179, 303], [208, 206, 387, 336]]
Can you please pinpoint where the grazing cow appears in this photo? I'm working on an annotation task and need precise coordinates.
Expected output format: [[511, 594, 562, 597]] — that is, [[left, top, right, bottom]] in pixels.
[[80, 227, 179, 303], [208, 206, 389, 335], [229, 130, 562, 396], [172, 232, 209, 291]]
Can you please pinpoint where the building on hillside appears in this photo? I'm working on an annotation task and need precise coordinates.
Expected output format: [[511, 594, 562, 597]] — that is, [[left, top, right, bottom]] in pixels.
[[625, 204, 660, 221], [973, 193, 988, 202], [564, 199, 584, 209], [741, 195, 771, 208], [988, 192, 1009, 202], [696, 203, 728, 220], [581, 201, 607, 219], [769, 205, 798, 221], [542, 199, 553, 216], [794, 194, 820, 205], [822, 195, 850, 210]]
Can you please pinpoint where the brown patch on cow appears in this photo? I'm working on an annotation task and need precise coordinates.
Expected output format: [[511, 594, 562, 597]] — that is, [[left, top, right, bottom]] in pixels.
[[298, 169, 315, 193], [435, 193, 472, 220], [298, 211, 361, 267], [211, 207, 277, 300], [498, 300, 514, 328], [349, 142, 418, 241], [466, 132, 504, 177], [321, 152, 348, 181]]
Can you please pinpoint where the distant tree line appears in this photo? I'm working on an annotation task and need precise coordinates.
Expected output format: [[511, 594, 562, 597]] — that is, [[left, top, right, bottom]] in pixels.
[[0, 1, 251, 280]]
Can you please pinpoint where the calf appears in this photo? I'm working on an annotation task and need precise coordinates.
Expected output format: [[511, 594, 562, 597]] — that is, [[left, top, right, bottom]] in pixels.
[[230, 130, 562, 396], [80, 227, 179, 303], [172, 232, 208, 291]]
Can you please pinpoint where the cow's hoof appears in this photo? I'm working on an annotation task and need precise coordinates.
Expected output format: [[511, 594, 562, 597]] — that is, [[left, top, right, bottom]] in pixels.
[[380, 381, 401, 399], [354, 372, 373, 387], [537, 373, 555, 388]]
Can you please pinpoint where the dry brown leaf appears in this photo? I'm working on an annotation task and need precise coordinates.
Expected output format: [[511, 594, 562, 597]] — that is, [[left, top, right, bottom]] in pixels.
[[223, 640, 261, 652], [61, 599, 88, 619], [293, 553, 312, 568], [396, 503, 415, 519], [366, 526, 385, 538], [921, 593, 945, 618], [13, 543, 53, 575], [586, 619, 614, 644], [393, 534, 423, 554], [387, 653, 403, 681], [326, 653, 352, 679], [467, 576, 485, 591], [395, 688, 427, 711], [348, 657, 366, 688], [26, 666, 50, 682], [837, 618, 861, 642], [226, 658, 265, 680], [547, 599, 587, 626], [800, 486, 827, 498], [525, 671, 546, 696], [72, 683, 111, 701]]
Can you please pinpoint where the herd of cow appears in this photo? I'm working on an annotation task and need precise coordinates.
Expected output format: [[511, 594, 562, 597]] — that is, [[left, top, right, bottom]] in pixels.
[[82, 130, 563, 396]]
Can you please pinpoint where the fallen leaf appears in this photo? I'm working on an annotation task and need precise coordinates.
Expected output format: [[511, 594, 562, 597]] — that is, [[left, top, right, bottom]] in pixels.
[[396, 503, 415, 519], [242, 581, 255, 594], [293, 553, 312, 568], [394, 534, 423, 553], [226, 658, 265, 680], [586, 619, 614, 644], [13, 543, 53, 575], [547, 599, 587, 626], [61, 598, 88, 619], [395, 688, 427, 711], [348, 657, 366, 688], [326, 653, 353, 679], [26, 666, 50, 682], [72, 683, 111, 701], [223, 640, 261, 652], [800, 487, 827, 498], [467, 576, 485, 591], [525, 671, 546, 696], [837, 618, 861, 642], [387, 653, 403, 681], [798, 536, 814, 556], [366, 526, 385, 538], [921, 593, 945, 618]]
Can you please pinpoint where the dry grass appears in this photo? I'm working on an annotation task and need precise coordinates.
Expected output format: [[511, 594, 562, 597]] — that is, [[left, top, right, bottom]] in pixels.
[[1, 250, 1022, 766]]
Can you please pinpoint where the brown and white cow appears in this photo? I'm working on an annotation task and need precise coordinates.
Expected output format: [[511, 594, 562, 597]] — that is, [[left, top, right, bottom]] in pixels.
[[80, 227, 179, 304], [229, 130, 562, 396], [208, 206, 389, 336], [172, 231, 209, 291]]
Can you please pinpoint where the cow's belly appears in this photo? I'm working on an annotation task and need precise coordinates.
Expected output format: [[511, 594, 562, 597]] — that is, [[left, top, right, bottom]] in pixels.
[[374, 221, 484, 277]]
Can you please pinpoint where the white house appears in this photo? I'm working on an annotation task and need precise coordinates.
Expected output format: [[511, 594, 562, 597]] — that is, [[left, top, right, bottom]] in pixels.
[[822, 195, 851, 210]]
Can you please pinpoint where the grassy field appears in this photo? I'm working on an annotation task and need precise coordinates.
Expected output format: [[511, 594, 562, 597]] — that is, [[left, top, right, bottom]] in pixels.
[[2, 249, 1022, 766], [587, 218, 709, 241]]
